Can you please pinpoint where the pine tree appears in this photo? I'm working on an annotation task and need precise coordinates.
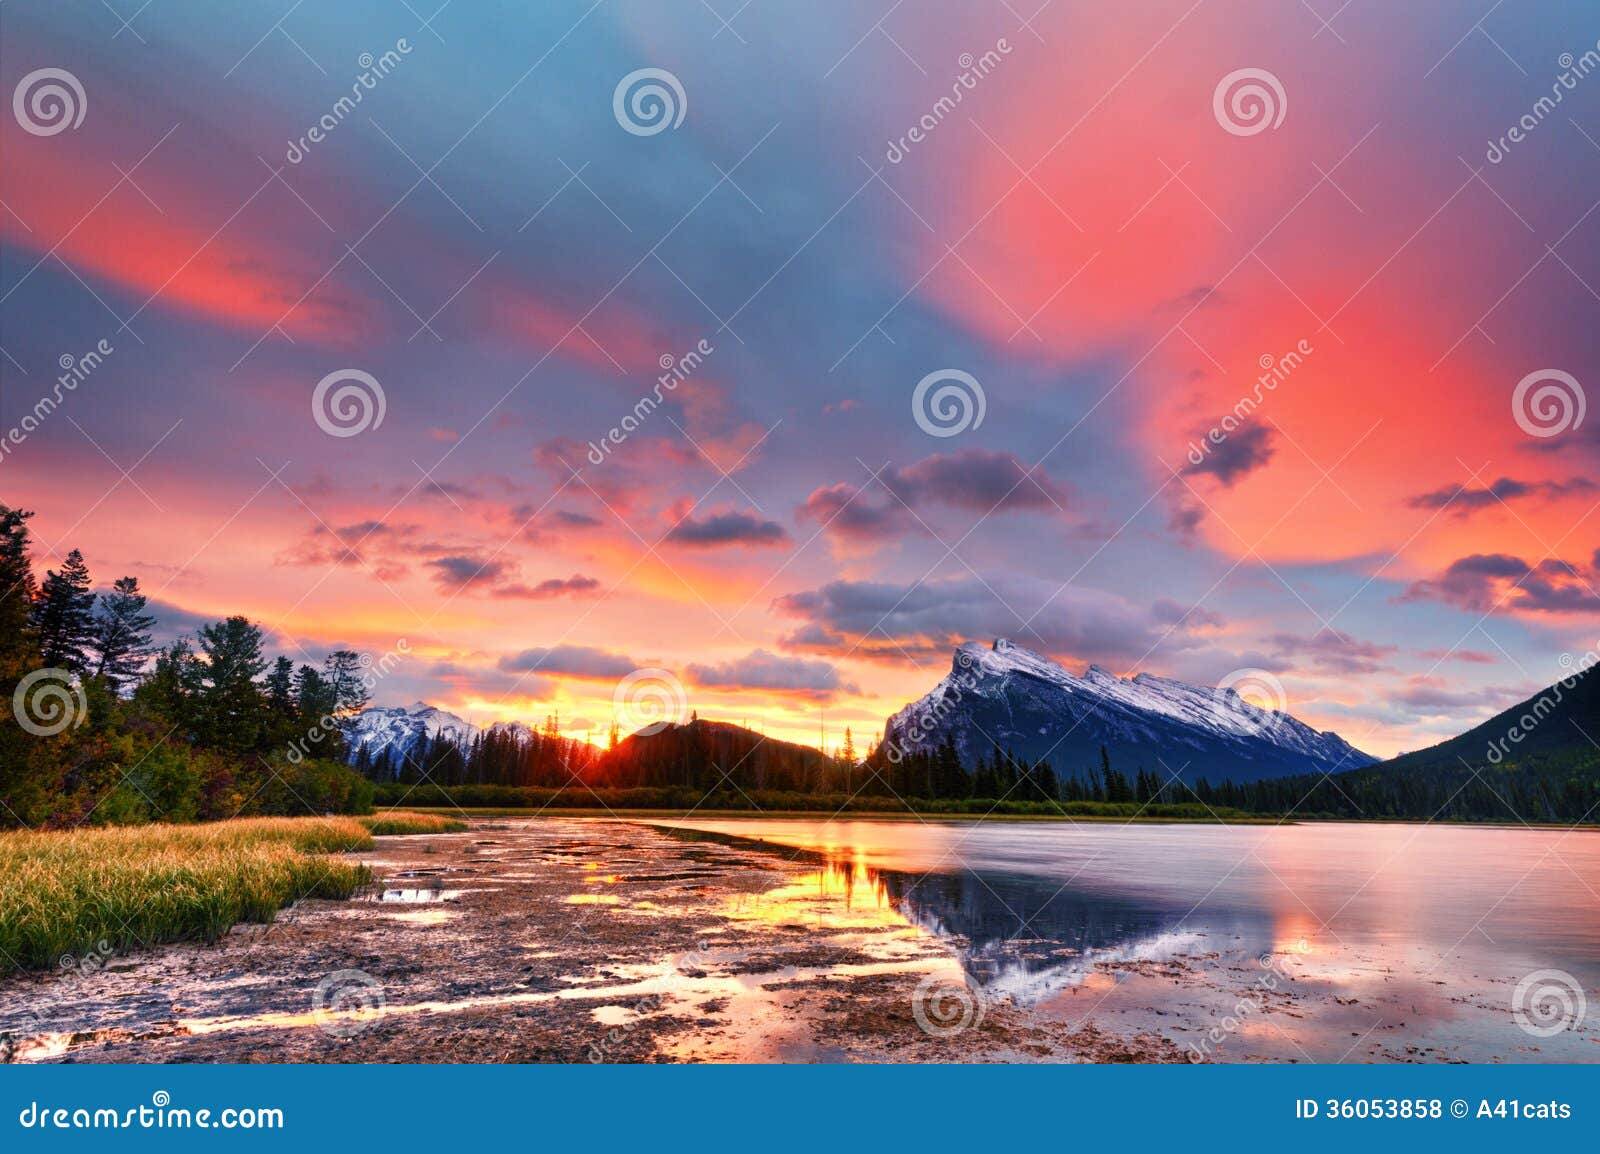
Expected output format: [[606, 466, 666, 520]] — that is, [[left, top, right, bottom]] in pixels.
[[294, 664, 330, 718], [197, 616, 268, 751], [322, 649, 369, 715], [137, 639, 205, 731], [32, 549, 96, 673], [265, 657, 296, 716], [91, 576, 156, 690], [0, 505, 38, 681]]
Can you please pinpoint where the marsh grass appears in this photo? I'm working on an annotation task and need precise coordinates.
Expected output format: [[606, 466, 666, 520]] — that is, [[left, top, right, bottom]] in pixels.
[[0, 817, 374, 971], [358, 811, 469, 835]]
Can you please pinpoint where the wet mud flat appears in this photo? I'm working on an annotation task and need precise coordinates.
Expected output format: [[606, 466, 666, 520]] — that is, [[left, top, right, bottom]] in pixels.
[[0, 817, 1392, 1064]]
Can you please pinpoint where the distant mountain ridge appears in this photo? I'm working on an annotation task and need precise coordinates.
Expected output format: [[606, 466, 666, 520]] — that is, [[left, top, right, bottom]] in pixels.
[[880, 639, 1376, 784], [1378, 661, 1598, 774], [346, 701, 526, 764]]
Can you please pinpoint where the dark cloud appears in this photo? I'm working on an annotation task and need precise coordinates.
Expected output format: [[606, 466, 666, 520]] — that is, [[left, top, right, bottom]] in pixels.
[[417, 479, 480, 503], [552, 510, 603, 529], [492, 573, 602, 600], [798, 451, 1070, 540], [1400, 553, 1600, 614], [275, 520, 417, 580], [777, 623, 848, 652], [773, 575, 1168, 666], [1184, 423, 1276, 487], [1393, 680, 1528, 712], [795, 483, 907, 539], [1166, 497, 1206, 539], [687, 649, 857, 698], [1417, 648, 1498, 665], [1405, 476, 1596, 516], [1266, 629, 1399, 674], [1152, 598, 1225, 628], [496, 645, 636, 679], [427, 555, 511, 591], [664, 509, 789, 548], [412, 660, 555, 702]]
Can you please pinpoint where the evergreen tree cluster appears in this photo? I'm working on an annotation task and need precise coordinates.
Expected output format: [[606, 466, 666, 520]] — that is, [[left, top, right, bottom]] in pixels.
[[0, 504, 373, 827]]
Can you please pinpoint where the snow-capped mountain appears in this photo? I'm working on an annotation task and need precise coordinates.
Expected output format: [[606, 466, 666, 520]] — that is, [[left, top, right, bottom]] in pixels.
[[346, 702, 480, 763], [345, 703, 539, 765], [882, 639, 1375, 784]]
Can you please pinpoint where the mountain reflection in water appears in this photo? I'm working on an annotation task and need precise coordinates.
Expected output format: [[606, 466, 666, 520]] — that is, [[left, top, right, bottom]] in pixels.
[[878, 868, 1261, 1005], [656, 817, 1600, 1061]]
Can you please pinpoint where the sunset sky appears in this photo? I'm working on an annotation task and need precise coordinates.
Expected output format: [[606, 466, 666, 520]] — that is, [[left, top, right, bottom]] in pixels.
[[3, 0, 1597, 759]]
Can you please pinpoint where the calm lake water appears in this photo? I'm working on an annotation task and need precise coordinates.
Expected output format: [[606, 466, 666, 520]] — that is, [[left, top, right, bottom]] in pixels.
[[658, 818, 1600, 1062]]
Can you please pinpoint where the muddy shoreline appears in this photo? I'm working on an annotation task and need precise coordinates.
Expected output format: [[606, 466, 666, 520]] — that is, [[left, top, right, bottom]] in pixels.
[[9, 816, 1579, 1064], [1, 817, 1198, 1063]]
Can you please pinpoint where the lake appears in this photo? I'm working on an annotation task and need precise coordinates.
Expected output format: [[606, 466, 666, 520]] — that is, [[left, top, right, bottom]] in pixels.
[[655, 817, 1600, 1062]]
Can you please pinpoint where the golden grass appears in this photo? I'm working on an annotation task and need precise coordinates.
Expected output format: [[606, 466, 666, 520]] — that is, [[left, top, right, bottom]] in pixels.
[[0, 817, 374, 972], [358, 811, 469, 835]]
